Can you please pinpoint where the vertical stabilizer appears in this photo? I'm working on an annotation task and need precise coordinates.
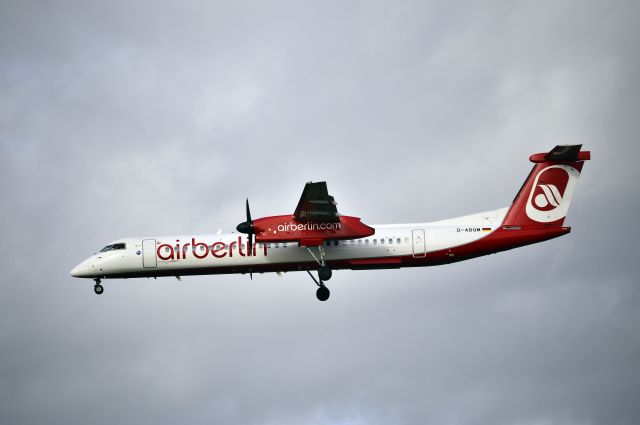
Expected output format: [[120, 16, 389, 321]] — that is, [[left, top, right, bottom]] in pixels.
[[502, 145, 591, 227]]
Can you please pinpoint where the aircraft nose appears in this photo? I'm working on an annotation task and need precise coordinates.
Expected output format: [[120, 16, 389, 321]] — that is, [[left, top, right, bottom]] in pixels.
[[70, 263, 89, 278], [70, 264, 82, 277]]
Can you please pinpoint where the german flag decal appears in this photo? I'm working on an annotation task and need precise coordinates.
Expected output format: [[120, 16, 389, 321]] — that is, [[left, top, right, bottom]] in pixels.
[[482, 227, 491, 232]]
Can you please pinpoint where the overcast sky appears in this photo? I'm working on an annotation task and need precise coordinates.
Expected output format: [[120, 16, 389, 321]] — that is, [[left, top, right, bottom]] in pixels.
[[1, 1, 639, 424]]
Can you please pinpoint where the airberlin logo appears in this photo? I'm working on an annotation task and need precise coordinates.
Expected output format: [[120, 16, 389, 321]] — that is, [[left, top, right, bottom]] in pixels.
[[525, 165, 579, 223], [156, 237, 267, 261], [277, 222, 341, 232], [534, 184, 563, 209]]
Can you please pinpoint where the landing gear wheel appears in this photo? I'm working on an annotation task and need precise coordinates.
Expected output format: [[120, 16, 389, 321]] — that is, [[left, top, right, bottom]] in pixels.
[[316, 285, 330, 301], [318, 266, 332, 281], [94, 284, 104, 295]]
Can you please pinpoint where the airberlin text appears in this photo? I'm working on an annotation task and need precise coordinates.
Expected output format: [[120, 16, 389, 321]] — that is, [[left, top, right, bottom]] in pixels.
[[277, 222, 341, 232], [156, 237, 267, 261]]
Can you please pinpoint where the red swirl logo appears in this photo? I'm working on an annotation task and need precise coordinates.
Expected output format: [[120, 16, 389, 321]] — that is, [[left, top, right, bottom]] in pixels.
[[525, 165, 577, 223], [534, 184, 563, 209], [529, 167, 569, 212]]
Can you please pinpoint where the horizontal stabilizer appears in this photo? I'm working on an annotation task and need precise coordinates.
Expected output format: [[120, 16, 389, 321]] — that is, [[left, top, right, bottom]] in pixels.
[[530, 145, 591, 163]]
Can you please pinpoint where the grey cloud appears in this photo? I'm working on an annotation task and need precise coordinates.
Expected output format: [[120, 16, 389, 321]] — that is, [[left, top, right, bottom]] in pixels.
[[1, 1, 640, 424]]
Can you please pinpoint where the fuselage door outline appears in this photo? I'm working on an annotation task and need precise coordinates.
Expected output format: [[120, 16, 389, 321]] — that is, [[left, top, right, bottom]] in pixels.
[[412, 229, 426, 258], [142, 239, 157, 268]]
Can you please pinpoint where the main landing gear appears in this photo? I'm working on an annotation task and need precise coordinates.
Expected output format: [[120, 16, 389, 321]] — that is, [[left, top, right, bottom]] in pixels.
[[306, 270, 331, 301], [306, 245, 333, 301], [93, 278, 104, 295], [318, 266, 332, 281]]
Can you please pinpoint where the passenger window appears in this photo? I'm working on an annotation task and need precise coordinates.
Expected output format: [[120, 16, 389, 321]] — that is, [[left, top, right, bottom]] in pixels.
[[334, 240, 339, 246], [388, 238, 393, 244], [358, 240, 362, 244], [325, 240, 331, 246], [365, 239, 369, 245], [373, 239, 377, 245], [397, 238, 401, 244], [165, 247, 170, 253], [275, 243, 279, 248], [380, 239, 384, 244]]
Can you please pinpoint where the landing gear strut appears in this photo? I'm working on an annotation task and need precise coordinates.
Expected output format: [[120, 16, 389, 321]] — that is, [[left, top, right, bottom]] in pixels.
[[305, 245, 333, 301], [93, 278, 104, 295]]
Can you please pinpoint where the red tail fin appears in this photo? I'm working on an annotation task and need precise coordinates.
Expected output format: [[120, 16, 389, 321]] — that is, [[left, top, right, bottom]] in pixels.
[[503, 145, 591, 227]]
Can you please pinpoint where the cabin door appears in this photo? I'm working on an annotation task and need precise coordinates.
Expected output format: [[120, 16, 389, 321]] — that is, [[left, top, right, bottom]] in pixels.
[[142, 239, 157, 268], [411, 229, 426, 258]]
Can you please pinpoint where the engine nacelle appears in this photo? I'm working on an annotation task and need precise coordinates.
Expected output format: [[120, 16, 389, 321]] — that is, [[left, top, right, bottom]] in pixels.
[[253, 215, 375, 246]]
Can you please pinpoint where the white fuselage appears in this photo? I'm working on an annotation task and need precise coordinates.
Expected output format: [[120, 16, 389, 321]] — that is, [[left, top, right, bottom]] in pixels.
[[70, 208, 508, 279]]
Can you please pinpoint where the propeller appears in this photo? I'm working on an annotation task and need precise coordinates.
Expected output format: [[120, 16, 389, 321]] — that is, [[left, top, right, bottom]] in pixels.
[[236, 198, 254, 255]]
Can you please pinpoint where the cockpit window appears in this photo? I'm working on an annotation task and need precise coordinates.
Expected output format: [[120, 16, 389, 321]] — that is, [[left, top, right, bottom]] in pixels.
[[100, 243, 126, 252]]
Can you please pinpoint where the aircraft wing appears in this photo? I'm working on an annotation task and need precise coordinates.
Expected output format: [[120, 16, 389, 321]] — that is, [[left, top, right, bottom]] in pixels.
[[293, 182, 340, 222]]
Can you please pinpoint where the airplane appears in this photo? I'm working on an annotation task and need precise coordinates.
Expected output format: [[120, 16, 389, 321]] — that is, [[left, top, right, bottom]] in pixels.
[[71, 145, 590, 301]]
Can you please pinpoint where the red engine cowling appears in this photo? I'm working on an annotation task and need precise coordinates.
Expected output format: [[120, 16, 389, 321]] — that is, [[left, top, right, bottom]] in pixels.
[[253, 215, 375, 246]]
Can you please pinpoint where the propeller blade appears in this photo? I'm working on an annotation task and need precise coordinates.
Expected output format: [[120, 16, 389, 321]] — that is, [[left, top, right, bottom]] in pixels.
[[236, 198, 255, 235], [248, 234, 253, 256]]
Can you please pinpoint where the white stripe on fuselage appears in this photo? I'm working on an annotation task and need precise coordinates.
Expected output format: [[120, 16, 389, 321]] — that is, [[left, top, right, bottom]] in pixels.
[[78, 208, 508, 277]]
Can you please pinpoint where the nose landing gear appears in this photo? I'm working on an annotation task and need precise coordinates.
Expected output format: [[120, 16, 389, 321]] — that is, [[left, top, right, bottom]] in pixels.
[[93, 278, 104, 295]]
